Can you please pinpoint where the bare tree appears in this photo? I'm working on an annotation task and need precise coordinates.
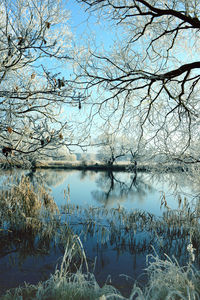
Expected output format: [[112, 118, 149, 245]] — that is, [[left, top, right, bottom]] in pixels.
[[0, 0, 88, 166], [97, 132, 128, 165], [74, 0, 200, 163]]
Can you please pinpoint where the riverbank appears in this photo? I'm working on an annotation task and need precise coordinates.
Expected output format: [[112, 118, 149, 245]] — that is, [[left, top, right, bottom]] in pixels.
[[0, 159, 186, 172], [35, 160, 186, 172]]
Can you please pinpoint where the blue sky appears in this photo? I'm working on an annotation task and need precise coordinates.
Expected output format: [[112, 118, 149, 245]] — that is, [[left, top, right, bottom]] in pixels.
[[67, 0, 118, 49], [53, 0, 120, 151]]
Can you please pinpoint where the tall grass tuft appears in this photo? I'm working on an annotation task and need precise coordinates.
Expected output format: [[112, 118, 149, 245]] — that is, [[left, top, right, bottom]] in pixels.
[[1, 239, 122, 300], [130, 252, 200, 300], [0, 175, 83, 266], [0, 175, 59, 230], [2, 249, 200, 300]]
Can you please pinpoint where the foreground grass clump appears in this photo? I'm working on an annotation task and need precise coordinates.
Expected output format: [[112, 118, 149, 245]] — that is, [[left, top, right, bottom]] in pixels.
[[1, 250, 200, 300], [1, 243, 122, 300], [1, 272, 121, 300], [131, 253, 200, 300]]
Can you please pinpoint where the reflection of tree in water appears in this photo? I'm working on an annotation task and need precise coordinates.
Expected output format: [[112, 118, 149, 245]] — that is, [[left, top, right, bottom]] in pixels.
[[78, 170, 98, 182], [26, 169, 98, 190], [139, 172, 200, 217], [26, 169, 74, 188], [0, 169, 76, 191], [92, 170, 155, 207], [142, 171, 199, 198], [91, 169, 200, 210]]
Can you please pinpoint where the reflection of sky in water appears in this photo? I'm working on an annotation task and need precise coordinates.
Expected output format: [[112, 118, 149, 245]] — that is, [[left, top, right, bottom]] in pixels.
[[51, 171, 99, 208], [48, 170, 194, 216], [0, 169, 196, 296], [0, 169, 194, 217]]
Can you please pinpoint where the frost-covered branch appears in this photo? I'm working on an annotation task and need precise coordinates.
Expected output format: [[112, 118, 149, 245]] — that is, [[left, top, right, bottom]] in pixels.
[[74, 0, 200, 162]]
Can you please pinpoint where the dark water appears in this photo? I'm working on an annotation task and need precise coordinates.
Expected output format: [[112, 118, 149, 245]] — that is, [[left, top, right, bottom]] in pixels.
[[0, 169, 198, 296]]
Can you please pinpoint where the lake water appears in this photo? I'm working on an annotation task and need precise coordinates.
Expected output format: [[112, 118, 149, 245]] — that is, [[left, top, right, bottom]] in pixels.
[[39, 168, 195, 214], [0, 168, 198, 296]]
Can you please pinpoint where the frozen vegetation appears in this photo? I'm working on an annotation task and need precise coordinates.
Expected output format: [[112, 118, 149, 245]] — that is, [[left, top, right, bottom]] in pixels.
[[2, 251, 200, 300], [0, 175, 199, 299]]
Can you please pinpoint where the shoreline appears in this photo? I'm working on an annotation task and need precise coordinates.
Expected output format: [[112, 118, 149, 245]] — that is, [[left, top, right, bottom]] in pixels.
[[0, 159, 186, 172], [35, 160, 186, 172]]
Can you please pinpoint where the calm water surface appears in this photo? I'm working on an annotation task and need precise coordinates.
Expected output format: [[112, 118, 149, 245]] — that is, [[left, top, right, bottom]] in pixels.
[[47, 169, 194, 214], [0, 169, 198, 296]]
